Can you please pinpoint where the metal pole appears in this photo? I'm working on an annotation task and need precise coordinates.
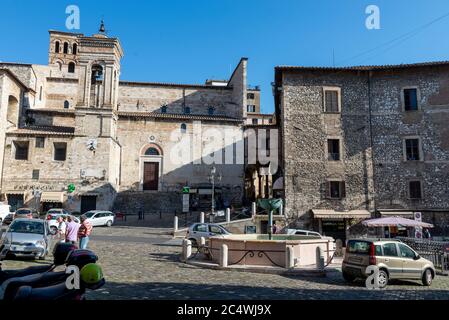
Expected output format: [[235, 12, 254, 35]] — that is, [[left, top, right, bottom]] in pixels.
[[268, 209, 273, 240], [211, 173, 215, 216]]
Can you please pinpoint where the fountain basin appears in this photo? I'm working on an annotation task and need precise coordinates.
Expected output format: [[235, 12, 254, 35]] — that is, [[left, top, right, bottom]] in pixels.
[[209, 234, 335, 268]]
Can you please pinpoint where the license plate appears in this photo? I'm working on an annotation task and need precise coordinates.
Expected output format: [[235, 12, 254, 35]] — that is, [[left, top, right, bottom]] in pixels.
[[12, 246, 25, 251]]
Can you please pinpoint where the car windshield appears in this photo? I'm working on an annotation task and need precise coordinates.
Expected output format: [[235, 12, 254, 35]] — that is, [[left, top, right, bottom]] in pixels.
[[347, 240, 371, 254], [10, 220, 44, 234], [47, 209, 60, 214], [84, 211, 97, 218], [16, 209, 31, 215]]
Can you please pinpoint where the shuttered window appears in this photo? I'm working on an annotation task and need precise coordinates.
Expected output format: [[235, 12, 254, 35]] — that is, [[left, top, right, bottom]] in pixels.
[[325, 90, 339, 112]]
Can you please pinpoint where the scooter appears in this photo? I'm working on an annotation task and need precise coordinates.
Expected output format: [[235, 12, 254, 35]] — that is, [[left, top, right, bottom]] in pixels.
[[0, 242, 77, 285], [1, 248, 99, 301]]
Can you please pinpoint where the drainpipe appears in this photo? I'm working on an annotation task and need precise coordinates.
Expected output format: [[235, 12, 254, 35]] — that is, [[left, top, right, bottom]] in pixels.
[[367, 71, 377, 215]]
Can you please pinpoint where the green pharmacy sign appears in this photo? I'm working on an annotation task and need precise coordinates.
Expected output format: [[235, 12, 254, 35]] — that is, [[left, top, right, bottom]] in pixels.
[[68, 184, 76, 193], [182, 186, 190, 194]]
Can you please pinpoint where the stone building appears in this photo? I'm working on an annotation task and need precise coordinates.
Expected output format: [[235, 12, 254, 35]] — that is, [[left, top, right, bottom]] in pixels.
[[275, 62, 449, 240], [0, 25, 251, 214]]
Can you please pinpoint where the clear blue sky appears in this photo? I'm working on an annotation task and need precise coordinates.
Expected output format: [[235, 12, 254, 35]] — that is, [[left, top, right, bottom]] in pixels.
[[1, 0, 449, 113]]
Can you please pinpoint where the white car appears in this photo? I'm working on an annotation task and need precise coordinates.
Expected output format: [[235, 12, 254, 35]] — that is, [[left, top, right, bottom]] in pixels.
[[285, 229, 323, 237], [0, 203, 11, 224], [84, 210, 115, 227]]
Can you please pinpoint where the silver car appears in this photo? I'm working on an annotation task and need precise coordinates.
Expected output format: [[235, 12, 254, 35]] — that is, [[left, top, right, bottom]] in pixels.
[[186, 223, 231, 246], [0, 219, 50, 260]]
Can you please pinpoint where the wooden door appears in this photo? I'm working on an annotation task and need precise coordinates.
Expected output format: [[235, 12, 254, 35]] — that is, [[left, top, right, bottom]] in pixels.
[[143, 162, 159, 191]]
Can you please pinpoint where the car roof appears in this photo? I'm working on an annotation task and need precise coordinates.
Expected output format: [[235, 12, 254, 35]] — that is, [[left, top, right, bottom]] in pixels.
[[348, 238, 402, 243], [12, 218, 44, 223]]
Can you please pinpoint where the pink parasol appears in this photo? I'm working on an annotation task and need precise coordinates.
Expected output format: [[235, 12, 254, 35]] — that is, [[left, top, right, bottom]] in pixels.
[[362, 216, 434, 228]]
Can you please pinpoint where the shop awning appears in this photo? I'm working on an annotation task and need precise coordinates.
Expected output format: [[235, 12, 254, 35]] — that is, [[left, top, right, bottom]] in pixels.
[[6, 191, 25, 195], [379, 211, 414, 217], [41, 192, 64, 203], [312, 209, 371, 219]]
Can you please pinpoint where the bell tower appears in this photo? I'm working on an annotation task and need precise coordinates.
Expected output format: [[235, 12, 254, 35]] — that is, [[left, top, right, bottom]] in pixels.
[[76, 21, 123, 109]]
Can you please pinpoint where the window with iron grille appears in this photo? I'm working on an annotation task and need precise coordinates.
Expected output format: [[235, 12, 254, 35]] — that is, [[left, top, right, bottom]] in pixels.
[[409, 181, 422, 199], [35, 137, 45, 148], [404, 88, 418, 111], [405, 139, 420, 161], [324, 90, 339, 112], [327, 139, 340, 161], [32, 170, 40, 180], [326, 181, 346, 199], [247, 93, 255, 99], [247, 105, 256, 112], [54, 142, 67, 161], [14, 141, 29, 160]]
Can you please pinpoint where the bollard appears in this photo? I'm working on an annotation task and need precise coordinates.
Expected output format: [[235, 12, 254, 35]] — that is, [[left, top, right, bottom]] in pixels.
[[226, 208, 231, 223], [200, 237, 206, 247], [174, 216, 179, 233], [316, 246, 325, 270], [220, 244, 228, 268], [335, 239, 343, 257], [200, 212, 205, 224], [252, 202, 256, 216], [182, 239, 192, 262], [285, 246, 295, 269]]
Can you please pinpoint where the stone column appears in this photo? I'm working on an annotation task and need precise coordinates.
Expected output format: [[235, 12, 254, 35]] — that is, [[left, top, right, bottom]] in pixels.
[[174, 216, 179, 233], [182, 239, 192, 262], [220, 244, 228, 268]]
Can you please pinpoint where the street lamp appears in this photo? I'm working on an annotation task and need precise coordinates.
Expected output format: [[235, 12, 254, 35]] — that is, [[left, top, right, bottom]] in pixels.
[[209, 166, 222, 217]]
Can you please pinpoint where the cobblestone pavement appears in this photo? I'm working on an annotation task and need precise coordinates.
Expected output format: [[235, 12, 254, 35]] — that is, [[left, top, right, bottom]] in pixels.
[[2, 226, 449, 300]]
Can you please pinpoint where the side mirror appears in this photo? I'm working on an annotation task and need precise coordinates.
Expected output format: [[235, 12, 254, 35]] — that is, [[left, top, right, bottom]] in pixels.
[[414, 254, 420, 260]]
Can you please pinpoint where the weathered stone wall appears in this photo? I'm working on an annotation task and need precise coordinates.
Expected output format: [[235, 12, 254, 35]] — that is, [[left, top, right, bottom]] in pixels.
[[370, 67, 449, 211], [118, 84, 236, 117], [281, 70, 374, 228]]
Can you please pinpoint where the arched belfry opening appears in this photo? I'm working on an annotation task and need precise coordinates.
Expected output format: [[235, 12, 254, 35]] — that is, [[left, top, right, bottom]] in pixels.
[[90, 64, 104, 107], [7, 95, 19, 127]]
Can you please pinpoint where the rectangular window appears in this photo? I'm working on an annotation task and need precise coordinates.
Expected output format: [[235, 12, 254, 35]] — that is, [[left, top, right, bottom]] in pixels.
[[247, 105, 256, 113], [35, 137, 45, 148], [252, 118, 258, 125], [14, 141, 29, 160], [324, 90, 340, 113], [409, 181, 422, 199], [404, 88, 418, 111], [327, 139, 341, 161], [405, 139, 420, 161], [54, 142, 67, 161], [327, 181, 346, 199], [247, 93, 255, 100], [32, 170, 40, 180]]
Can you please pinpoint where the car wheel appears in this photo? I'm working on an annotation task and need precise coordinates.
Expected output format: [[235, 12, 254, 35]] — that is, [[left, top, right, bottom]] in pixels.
[[50, 226, 58, 235], [378, 269, 389, 289], [422, 268, 433, 286], [342, 271, 356, 282], [106, 220, 113, 227]]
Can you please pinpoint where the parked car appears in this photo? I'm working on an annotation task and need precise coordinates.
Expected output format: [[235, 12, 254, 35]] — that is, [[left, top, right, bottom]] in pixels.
[[285, 229, 323, 237], [14, 208, 39, 220], [186, 223, 231, 246], [0, 218, 50, 260], [2, 213, 15, 226], [84, 210, 115, 227], [46, 208, 71, 218], [46, 213, 80, 235], [342, 238, 435, 288], [0, 202, 11, 224]]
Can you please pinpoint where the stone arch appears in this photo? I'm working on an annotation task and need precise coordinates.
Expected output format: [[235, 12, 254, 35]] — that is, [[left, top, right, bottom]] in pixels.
[[7, 95, 19, 126], [140, 143, 163, 157]]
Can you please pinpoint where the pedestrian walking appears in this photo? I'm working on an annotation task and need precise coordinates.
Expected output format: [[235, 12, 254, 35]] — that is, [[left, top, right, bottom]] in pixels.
[[65, 215, 80, 245], [78, 215, 93, 249], [57, 216, 67, 242], [424, 228, 431, 239], [272, 222, 278, 234]]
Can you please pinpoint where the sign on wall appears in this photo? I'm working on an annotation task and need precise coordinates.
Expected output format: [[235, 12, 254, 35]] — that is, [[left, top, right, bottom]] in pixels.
[[182, 194, 189, 213], [414, 212, 422, 239]]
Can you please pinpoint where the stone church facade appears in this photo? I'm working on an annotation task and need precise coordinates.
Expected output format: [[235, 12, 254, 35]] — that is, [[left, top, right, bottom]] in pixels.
[[0, 28, 250, 214]]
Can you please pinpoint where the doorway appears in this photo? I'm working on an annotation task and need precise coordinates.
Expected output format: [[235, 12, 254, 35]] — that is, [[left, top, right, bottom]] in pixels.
[[143, 162, 159, 191], [7, 194, 24, 212], [80, 196, 97, 214], [321, 219, 347, 243]]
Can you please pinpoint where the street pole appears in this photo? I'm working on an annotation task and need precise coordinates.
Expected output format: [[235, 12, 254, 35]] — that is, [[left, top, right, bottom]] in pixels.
[[268, 209, 273, 240]]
